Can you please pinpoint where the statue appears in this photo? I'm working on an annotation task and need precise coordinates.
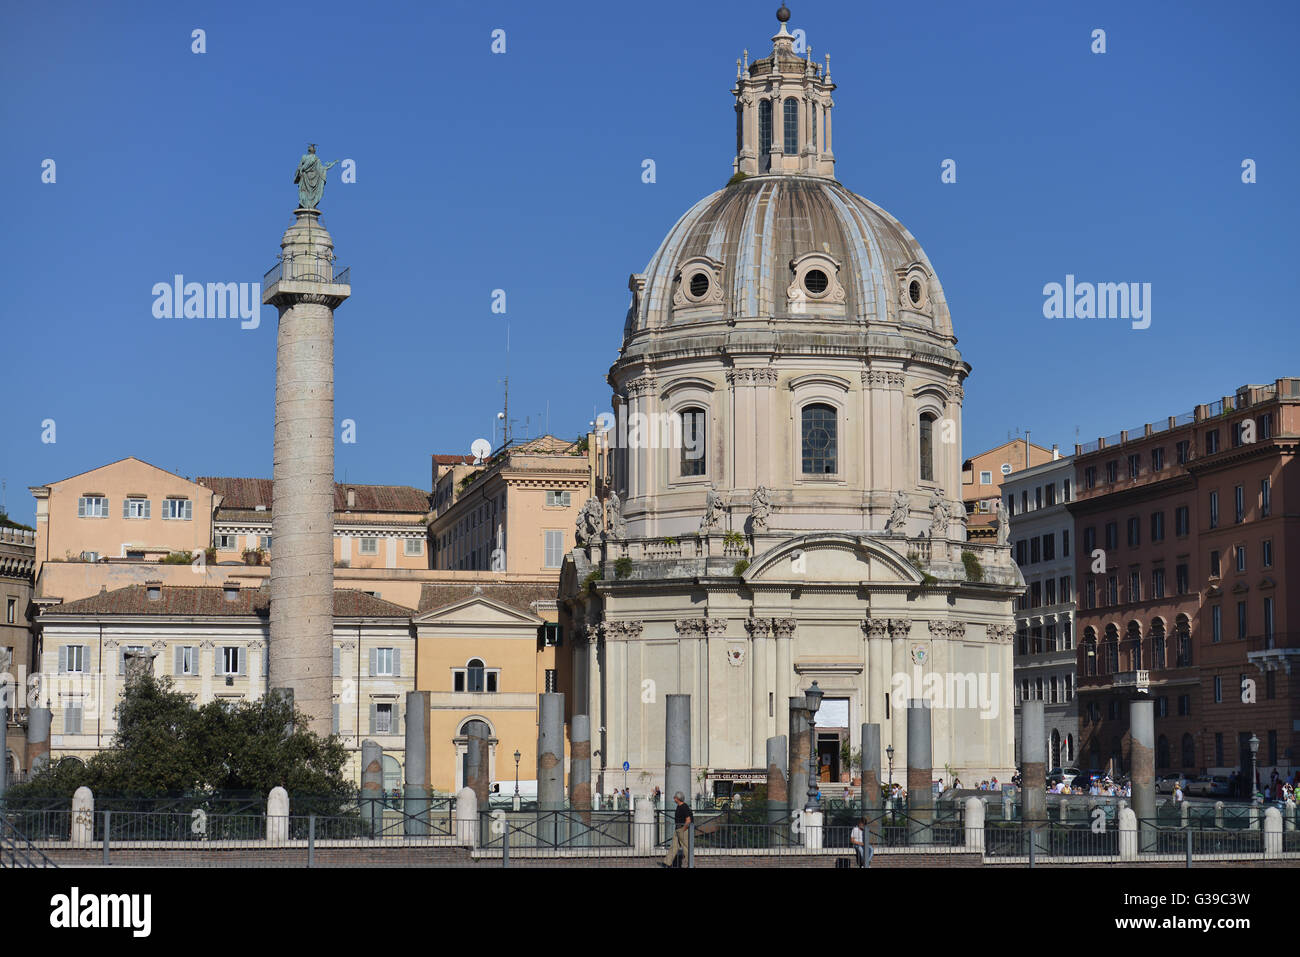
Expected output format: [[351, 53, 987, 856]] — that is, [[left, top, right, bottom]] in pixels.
[[700, 485, 725, 534], [927, 490, 950, 539], [749, 485, 772, 531], [996, 502, 1010, 546], [576, 496, 604, 547], [293, 144, 339, 210], [884, 489, 909, 535], [605, 491, 627, 541]]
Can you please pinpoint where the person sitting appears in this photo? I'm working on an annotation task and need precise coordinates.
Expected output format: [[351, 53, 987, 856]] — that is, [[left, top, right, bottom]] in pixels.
[[850, 817, 874, 868]]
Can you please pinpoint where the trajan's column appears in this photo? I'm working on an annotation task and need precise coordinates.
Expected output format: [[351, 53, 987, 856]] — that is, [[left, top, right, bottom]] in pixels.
[[263, 145, 349, 736]]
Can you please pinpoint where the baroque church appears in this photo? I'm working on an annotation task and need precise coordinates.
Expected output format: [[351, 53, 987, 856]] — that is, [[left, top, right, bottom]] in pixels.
[[559, 6, 1022, 795]]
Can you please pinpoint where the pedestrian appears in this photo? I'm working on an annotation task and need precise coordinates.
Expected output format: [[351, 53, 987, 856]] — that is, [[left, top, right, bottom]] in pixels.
[[663, 791, 692, 868], [850, 816, 873, 868], [653, 785, 662, 807]]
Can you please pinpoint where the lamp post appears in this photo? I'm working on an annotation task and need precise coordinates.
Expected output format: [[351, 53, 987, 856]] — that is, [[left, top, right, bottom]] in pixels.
[[804, 681, 824, 811], [1248, 734, 1259, 804], [886, 744, 895, 788], [513, 749, 521, 811]]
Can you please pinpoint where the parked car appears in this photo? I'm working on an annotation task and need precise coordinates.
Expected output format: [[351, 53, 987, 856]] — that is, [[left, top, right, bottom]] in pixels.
[[1187, 775, 1212, 796], [1205, 775, 1232, 797], [1047, 767, 1082, 787]]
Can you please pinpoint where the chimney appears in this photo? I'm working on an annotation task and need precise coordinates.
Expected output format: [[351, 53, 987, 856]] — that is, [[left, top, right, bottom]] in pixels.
[[346, 487, 356, 509], [1052, 444, 1060, 460]]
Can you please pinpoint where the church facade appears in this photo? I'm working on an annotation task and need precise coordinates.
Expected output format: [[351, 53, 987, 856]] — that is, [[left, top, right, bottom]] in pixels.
[[559, 7, 1023, 796]]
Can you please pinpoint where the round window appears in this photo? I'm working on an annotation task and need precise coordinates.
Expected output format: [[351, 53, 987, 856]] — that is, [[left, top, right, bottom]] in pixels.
[[689, 272, 710, 298], [804, 269, 829, 296], [908, 279, 923, 305]]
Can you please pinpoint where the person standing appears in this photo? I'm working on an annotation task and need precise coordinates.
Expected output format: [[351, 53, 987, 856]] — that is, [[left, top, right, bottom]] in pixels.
[[663, 792, 693, 867], [850, 816, 873, 868]]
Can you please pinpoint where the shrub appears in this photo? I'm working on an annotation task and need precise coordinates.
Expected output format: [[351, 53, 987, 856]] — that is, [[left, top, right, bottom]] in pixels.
[[582, 568, 603, 594], [160, 551, 194, 565], [961, 550, 984, 582], [614, 557, 633, 579], [726, 171, 750, 186], [733, 559, 751, 576]]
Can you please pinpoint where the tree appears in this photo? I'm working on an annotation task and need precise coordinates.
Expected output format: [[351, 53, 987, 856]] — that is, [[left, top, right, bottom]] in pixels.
[[10, 675, 353, 809]]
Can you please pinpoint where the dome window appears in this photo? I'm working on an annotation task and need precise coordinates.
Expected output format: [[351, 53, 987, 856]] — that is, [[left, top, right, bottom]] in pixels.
[[689, 272, 711, 299], [909, 279, 923, 305], [804, 269, 829, 296]]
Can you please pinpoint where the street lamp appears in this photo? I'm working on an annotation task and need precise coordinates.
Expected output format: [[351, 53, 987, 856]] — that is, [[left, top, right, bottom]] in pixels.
[[804, 681, 824, 811], [1248, 734, 1259, 803], [513, 749, 522, 811], [886, 745, 895, 788]]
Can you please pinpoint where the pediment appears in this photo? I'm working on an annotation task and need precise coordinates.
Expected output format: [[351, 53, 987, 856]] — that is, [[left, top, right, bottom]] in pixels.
[[413, 596, 543, 627], [742, 534, 922, 586]]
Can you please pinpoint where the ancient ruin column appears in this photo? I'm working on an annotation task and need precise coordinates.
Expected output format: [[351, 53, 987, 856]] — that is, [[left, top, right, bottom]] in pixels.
[[665, 694, 691, 804], [537, 693, 565, 810], [788, 697, 809, 811], [570, 714, 592, 815], [403, 691, 430, 836], [264, 206, 350, 738], [361, 739, 383, 834], [1021, 699, 1047, 853], [25, 707, 50, 774], [907, 699, 933, 843], [1130, 697, 1155, 850], [766, 735, 788, 824], [861, 723, 881, 805], [465, 720, 490, 807]]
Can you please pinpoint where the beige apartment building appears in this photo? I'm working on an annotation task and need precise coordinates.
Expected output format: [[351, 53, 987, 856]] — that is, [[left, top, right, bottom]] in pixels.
[[430, 436, 592, 575], [961, 439, 1057, 539]]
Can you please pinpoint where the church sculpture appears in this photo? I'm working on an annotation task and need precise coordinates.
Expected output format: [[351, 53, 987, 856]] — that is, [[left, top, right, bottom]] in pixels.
[[294, 144, 339, 210]]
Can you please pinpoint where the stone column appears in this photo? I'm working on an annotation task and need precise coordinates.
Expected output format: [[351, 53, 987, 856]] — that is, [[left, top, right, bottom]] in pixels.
[[265, 207, 349, 738], [665, 694, 691, 804], [766, 735, 787, 824], [1130, 697, 1155, 850], [788, 697, 809, 812], [403, 691, 430, 836], [465, 720, 490, 807], [861, 723, 881, 805], [1021, 699, 1047, 854], [267, 786, 289, 844], [361, 739, 383, 835], [72, 786, 94, 845], [455, 787, 479, 847], [537, 693, 565, 811], [633, 795, 655, 854], [964, 795, 985, 852], [1265, 807, 1282, 858], [0, 684, 7, 801], [907, 699, 933, 844], [570, 714, 592, 816], [1118, 805, 1137, 861], [25, 706, 50, 774]]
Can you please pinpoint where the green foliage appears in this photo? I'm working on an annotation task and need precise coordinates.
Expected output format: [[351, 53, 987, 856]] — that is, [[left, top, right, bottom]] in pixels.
[[160, 551, 194, 565], [614, 556, 633, 579], [726, 171, 750, 186], [582, 567, 603, 594], [909, 556, 937, 588], [574, 436, 590, 454], [733, 559, 750, 576], [456, 470, 483, 494], [961, 550, 984, 582], [8, 675, 353, 807], [722, 530, 746, 548], [662, 536, 678, 547], [242, 548, 265, 565]]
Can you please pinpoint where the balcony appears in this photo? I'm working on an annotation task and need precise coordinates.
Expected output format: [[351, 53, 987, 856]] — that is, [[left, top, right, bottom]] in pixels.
[[1112, 669, 1150, 693], [1246, 631, 1300, 676], [262, 252, 351, 309]]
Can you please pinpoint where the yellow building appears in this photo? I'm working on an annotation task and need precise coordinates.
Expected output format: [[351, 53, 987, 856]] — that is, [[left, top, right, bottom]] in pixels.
[[413, 581, 565, 794], [960, 439, 1057, 539]]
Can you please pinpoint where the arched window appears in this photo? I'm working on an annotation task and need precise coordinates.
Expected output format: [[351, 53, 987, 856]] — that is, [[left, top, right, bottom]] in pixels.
[[468, 658, 485, 693], [1180, 733, 1195, 768], [1083, 628, 1097, 676], [783, 97, 799, 155], [801, 403, 837, 475], [759, 100, 773, 157], [1157, 735, 1170, 769], [1104, 625, 1119, 673], [1051, 729, 1061, 767], [680, 408, 707, 477], [1150, 619, 1165, 670], [1066, 734, 1075, 763], [1127, 620, 1142, 670], [919, 413, 936, 482]]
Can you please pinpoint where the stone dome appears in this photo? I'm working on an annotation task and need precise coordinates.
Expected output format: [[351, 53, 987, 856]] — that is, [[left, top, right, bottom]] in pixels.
[[622, 174, 953, 345]]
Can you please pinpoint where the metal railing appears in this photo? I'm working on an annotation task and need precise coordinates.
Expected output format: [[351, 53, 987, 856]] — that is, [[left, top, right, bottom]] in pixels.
[[263, 252, 349, 286], [0, 816, 56, 868]]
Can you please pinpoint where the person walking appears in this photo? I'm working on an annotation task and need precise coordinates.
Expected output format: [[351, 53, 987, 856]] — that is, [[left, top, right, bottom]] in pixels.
[[663, 792, 693, 868], [850, 816, 874, 868]]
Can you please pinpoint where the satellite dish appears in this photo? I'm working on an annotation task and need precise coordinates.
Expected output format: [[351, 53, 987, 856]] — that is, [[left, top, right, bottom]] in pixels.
[[471, 438, 491, 464]]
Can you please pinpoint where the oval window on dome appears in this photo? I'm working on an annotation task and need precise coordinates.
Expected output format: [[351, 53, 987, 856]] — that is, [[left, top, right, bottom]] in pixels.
[[803, 269, 829, 296], [689, 272, 711, 299], [908, 279, 923, 305]]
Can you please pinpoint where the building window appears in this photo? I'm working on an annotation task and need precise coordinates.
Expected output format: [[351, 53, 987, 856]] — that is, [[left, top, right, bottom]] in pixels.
[[1042, 533, 1055, 561], [5, 598, 14, 624], [1062, 528, 1070, 557], [63, 702, 84, 735], [260, 534, 272, 550], [1261, 477, 1271, 517], [1084, 466, 1097, 489], [1106, 461, 1118, 483], [1083, 527, 1096, 553], [1085, 578, 1095, 609], [77, 496, 108, 518], [372, 647, 397, 677], [1151, 624, 1165, 669], [123, 497, 150, 519], [1127, 454, 1140, 479], [545, 490, 572, 508], [215, 532, 238, 550], [1258, 413, 1273, 439], [175, 646, 197, 676], [1235, 545, 1246, 573], [1205, 429, 1219, 454], [1175, 617, 1192, 666], [1209, 549, 1220, 578], [543, 530, 564, 569], [374, 702, 393, 734], [1213, 675, 1222, 704], [404, 538, 424, 556], [359, 537, 379, 555], [1151, 447, 1164, 472], [1263, 597, 1274, 643], [801, 404, 838, 475], [1150, 511, 1164, 542], [220, 646, 243, 675], [1151, 568, 1165, 599], [1211, 605, 1222, 643], [759, 99, 773, 155], [1126, 517, 1140, 547], [62, 645, 86, 673], [1107, 576, 1118, 606], [1208, 491, 1219, 529], [1175, 505, 1189, 537], [782, 97, 798, 155], [1030, 538, 1041, 564], [162, 498, 192, 521], [1060, 576, 1072, 602], [1063, 479, 1071, 501], [1234, 485, 1245, 523], [1262, 539, 1272, 568], [1105, 522, 1118, 551], [1044, 483, 1056, 507], [454, 658, 499, 694], [1175, 564, 1188, 595], [917, 413, 937, 482], [680, 408, 707, 477], [979, 470, 992, 485], [1128, 571, 1140, 602], [1176, 440, 1190, 464], [1236, 601, 1248, 640]]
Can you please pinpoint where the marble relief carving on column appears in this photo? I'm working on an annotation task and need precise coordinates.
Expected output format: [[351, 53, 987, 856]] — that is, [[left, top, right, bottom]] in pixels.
[[600, 620, 644, 641], [986, 624, 1014, 643], [861, 618, 889, 640], [675, 618, 727, 637], [745, 617, 773, 638], [926, 620, 966, 639], [887, 618, 912, 638], [772, 618, 797, 638]]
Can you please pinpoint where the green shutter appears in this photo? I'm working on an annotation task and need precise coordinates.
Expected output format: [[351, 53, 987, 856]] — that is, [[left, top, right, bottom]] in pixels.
[[58, 645, 67, 674], [369, 648, 377, 677], [332, 702, 340, 734], [392, 701, 401, 736], [237, 647, 247, 676]]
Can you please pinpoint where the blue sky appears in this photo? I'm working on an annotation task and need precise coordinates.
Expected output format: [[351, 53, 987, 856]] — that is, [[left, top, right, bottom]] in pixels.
[[2, 0, 1296, 522]]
